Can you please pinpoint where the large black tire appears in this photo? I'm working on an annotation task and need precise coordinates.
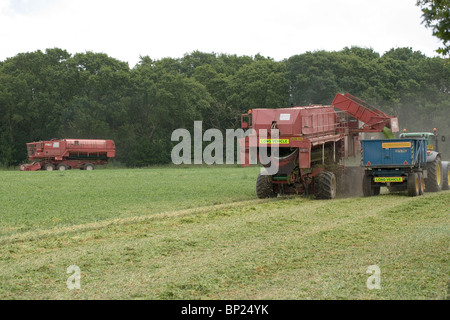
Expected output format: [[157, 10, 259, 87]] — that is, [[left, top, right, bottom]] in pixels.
[[362, 174, 380, 197], [256, 173, 277, 199], [442, 161, 449, 190], [407, 172, 420, 197], [425, 155, 443, 192], [314, 171, 336, 200]]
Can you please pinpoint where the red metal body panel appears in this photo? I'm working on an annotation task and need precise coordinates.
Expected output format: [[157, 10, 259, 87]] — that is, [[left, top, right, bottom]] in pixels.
[[332, 93, 399, 132], [27, 139, 115, 160], [251, 106, 337, 137], [20, 162, 42, 171]]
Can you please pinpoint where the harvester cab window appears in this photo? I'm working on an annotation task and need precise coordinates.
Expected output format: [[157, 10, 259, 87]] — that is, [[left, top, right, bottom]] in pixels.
[[53, 142, 60, 148], [28, 145, 35, 156]]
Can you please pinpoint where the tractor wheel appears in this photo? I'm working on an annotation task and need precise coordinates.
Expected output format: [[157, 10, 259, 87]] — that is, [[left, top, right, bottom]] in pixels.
[[425, 156, 443, 192], [256, 173, 277, 199], [57, 163, 68, 171], [407, 172, 420, 197], [374, 186, 381, 195], [418, 172, 425, 195], [442, 161, 449, 191], [44, 163, 55, 171], [362, 174, 380, 197], [314, 171, 336, 200]]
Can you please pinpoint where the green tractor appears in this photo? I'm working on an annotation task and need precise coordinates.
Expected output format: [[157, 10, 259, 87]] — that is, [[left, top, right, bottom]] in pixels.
[[400, 129, 449, 191]]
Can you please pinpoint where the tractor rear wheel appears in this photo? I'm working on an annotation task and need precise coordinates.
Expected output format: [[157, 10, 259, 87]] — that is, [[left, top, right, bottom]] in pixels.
[[256, 173, 277, 199], [314, 171, 336, 200], [442, 161, 449, 190], [425, 155, 443, 192], [407, 172, 420, 197]]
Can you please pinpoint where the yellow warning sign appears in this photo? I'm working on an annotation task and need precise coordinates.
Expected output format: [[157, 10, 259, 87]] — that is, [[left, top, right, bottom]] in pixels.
[[382, 142, 411, 149]]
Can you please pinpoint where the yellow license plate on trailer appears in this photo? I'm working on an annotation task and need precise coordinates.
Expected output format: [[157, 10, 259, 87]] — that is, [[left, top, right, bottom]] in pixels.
[[259, 139, 290, 144], [374, 177, 403, 183]]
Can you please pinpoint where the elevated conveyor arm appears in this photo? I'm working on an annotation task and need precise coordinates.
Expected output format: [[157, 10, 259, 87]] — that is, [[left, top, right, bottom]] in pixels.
[[332, 93, 399, 133]]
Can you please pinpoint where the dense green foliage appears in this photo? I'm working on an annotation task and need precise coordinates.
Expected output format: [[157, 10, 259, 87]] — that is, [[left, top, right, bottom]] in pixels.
[[0, 47, 449, 166], [417, 0, 450, 56]]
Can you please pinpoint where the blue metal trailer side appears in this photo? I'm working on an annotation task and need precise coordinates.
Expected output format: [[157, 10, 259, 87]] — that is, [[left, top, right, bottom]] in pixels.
[[361, 138, 427, 197]]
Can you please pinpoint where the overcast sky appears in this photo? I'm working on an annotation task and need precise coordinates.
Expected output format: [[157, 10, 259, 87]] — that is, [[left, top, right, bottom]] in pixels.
[[0, 0, 442, 67]]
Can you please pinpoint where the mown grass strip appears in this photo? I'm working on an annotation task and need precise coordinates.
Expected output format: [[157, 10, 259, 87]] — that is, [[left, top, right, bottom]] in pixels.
[[1, 190, 448, 300]]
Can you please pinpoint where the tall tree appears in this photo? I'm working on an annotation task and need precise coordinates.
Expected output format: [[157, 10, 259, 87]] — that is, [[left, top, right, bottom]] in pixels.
[[229, 58, 289, 110], [1, 48, 449, 167], [416, 0, 450, 56]]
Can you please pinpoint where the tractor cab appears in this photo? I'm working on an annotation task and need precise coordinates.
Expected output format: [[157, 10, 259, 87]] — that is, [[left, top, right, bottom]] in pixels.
[[400, 129, 445, 153], [400, 128, 449, 191]]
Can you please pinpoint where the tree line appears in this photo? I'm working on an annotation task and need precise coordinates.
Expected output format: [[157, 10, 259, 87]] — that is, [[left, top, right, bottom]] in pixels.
[[0, 47, 449, 167]]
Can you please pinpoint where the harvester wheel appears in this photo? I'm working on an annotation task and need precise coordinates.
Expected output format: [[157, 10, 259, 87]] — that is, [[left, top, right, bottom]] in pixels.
[[418, 172, 425, 195], [314, 171, 336, 200], [83, 163, 95, 170], [425, 155, 443, 192], [442, 161, 449, 190], [44, 163, 55, 171], [57, 163, 68, 171], [362, 174, 380, 197], [407, 172, 420, 197], [256, 173, 277, 199]]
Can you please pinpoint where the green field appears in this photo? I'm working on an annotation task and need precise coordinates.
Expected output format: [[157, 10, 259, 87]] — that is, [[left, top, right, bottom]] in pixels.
[[0, 167, 448, 300]]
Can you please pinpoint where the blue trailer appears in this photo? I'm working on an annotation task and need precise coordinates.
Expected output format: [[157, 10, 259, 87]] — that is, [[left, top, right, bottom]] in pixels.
[[361, 138, 428, 197]]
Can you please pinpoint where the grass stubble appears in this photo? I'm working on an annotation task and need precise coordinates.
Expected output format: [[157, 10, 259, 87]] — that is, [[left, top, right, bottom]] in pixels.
[[0, 167, 448, 300]]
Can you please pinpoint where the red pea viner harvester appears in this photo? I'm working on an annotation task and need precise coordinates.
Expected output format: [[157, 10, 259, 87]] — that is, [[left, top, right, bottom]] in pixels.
[[240, 93, 400, 199], [20, 139, 115, 171]]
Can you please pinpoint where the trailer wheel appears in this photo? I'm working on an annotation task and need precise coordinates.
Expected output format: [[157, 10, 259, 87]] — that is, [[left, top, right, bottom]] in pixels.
[[373, 186, 380, 195], [418, 172, 425, 195], [407, 172, 420, 197], [362, 174, 380, 197], [83, 163, 95, 170], [57, 163, 68, 171], [314, 171, 336, 200], [442, 161, 449, 190], [256, 173, 277, 199], [44, 163, 55, 171], [425, 155, 443, 192]]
